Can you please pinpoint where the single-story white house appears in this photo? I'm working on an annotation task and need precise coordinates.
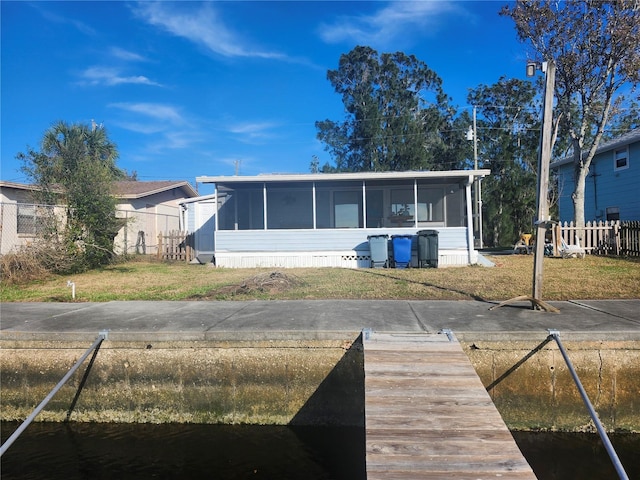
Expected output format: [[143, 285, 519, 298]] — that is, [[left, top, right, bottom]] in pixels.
[[193, 170, 490, 268]]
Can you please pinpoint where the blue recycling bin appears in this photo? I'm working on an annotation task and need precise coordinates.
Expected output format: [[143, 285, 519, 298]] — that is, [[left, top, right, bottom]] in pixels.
[[391, 235, 413, 268], [367, 234, 389, 268]]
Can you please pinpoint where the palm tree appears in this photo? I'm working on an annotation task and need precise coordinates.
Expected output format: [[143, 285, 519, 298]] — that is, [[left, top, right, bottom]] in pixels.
[[20, 120, 124, 270]]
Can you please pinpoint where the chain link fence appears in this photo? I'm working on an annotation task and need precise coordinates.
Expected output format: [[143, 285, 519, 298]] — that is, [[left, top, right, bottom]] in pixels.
[[1, 202, 66, 255], [1, 202, 181, 256]]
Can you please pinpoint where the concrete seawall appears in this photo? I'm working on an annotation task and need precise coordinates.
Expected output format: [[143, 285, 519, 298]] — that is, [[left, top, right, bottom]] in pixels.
[[1, 333, 638, 432], [457, 336, 640, 432], [2, 300, 639, 431], [0, 335, 364, 426]]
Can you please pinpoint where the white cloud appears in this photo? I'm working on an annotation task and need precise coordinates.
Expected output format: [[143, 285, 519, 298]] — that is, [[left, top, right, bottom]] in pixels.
[[79, 66, 161, 87], [318, 1, 463, 46], [33, 4, 97, 36], [109, 47, 147, 62], [109, 102, 204, 152], [226, 121, 281, 144], [109, 102, 184, 124], [228, 122, 277, 136], [131, 2, 286, 60]]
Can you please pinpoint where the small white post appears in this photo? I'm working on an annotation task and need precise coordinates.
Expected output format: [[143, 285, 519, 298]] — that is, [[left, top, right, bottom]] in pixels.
[[67, 280, 76, 300]]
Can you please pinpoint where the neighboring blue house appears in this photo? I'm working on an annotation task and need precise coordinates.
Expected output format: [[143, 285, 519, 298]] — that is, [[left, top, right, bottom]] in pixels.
[[194, 170, 489, 268], [551, 128, 640, 222]]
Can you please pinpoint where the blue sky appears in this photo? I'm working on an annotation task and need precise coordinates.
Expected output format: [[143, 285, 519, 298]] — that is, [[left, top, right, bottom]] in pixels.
[[2, 1, 528, 194]]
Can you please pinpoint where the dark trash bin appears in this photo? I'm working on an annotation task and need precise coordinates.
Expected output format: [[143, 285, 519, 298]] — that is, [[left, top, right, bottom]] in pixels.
[[417, 230, 438, 268], [391, 235, 413, 268], [367, 234, 389, 268]]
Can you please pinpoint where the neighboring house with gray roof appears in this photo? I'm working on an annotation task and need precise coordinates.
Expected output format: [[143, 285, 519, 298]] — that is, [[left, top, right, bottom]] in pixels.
[[0, 180, 198, 255], [550, 128, 640, 222], [112, 181, 198, 254]]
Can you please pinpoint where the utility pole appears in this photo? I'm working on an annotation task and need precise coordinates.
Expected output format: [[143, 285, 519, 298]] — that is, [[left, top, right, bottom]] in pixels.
[[467, 106, 483, 249], [490, 59, 558, 313], [532, 60, 555, 303]]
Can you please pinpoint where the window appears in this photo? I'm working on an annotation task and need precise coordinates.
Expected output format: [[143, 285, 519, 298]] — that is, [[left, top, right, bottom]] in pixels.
[[388, 188, 415, 227], [366, 189, 384, 228], [614, 147, 628, 171], [267, 186, 313, 229], [417, 188, 444, 223], [606, 207, 620, 221], [17, 204, 52, 235], [217, 186, 266, 230], [17, 204, 36, 234], [334, 191, 362, 228]]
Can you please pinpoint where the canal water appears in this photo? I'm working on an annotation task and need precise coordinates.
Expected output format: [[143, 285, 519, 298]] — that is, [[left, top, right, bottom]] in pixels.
[[1, 422, 638, 479]]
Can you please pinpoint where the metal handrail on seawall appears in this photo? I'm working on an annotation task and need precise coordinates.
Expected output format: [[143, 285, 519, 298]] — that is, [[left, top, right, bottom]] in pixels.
[[546, 329, 629, 480], [0, 330, 109, 457]]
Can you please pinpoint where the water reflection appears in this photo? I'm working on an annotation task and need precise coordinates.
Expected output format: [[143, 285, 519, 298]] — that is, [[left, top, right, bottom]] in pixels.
[[2, 423, 638, 480], [1, 423, 365, 480], [512, 431, 640, 480]]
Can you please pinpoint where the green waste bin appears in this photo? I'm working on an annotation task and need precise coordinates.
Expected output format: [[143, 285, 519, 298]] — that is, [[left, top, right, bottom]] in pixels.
[[367, 234, 389, 268], [417, 230, 438, 268]]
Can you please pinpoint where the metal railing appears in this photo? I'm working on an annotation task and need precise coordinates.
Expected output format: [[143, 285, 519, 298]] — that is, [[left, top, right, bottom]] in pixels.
[[546, 330, 629, 480], [0, 330, 109, 457]]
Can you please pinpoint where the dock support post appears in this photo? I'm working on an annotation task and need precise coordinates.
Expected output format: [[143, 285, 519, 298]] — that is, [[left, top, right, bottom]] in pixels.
[[547, 329, 629, 480], [0, 331, 108, 457]]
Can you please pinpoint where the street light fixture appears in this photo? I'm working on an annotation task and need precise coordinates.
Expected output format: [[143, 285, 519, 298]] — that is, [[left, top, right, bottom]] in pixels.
[[526, 61, 548, 77]]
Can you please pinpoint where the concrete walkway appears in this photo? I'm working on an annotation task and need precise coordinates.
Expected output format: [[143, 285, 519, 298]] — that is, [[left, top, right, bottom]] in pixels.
[[1, 299, 639, 342]]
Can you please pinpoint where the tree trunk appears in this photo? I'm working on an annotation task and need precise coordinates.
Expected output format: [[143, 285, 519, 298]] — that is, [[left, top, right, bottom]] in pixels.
[[572, 161, 589, 244]]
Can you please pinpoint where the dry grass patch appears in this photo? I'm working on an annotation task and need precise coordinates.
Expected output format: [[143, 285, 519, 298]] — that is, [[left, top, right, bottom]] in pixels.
[[1, 254, 639, 302], [189, 271, 305, 299]]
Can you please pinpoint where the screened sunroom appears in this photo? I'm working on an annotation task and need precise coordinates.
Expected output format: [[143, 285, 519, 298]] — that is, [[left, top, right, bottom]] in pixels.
[[196, 170, 489, 268]]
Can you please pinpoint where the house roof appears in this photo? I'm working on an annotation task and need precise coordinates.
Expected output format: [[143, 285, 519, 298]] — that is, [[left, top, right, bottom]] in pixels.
[[178, 192, 224, 205], [112, 181, 198, 199], [0, 180, 198, 199], [550, 127, 640, 168], [0, 181, 44, 192], [197, 169, 491, 186]]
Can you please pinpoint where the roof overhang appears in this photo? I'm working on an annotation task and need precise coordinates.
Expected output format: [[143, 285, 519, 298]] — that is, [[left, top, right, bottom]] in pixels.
[[197, 170, 490, 186], [115, 181, 198, 199], [178, 192, 226, 205], [551, 127, 640, 169]]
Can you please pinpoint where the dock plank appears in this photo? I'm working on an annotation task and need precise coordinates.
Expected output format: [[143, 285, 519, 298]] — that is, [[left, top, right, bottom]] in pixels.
[[364, 332, 537, 479]]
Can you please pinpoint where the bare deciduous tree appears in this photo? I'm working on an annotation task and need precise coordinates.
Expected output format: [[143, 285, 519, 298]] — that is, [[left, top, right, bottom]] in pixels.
[[502, 1, 640, 238]]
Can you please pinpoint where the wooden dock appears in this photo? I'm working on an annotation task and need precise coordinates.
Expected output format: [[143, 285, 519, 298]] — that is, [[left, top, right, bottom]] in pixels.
[[363, 332, 537, 479]]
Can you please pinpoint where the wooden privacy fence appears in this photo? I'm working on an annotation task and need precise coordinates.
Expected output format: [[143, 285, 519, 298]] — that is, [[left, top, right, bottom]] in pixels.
[[557, 220, 640, 256], [157, 231, 194, 262], [619, 221, 640, 256]]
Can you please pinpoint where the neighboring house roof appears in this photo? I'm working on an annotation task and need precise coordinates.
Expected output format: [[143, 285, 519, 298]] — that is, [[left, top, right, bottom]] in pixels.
[[0, 180, 198, 200], [113, 180, 198, 199], [550, 128, 640, 168], [0, 181, 39, 191], [197, 169, 491, 186], [0, 180, 65, 193]]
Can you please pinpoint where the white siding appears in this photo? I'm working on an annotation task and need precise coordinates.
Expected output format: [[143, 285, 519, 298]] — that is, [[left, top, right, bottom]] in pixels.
[[215, 227, 467, 252], [213, 227, 473, 268]]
